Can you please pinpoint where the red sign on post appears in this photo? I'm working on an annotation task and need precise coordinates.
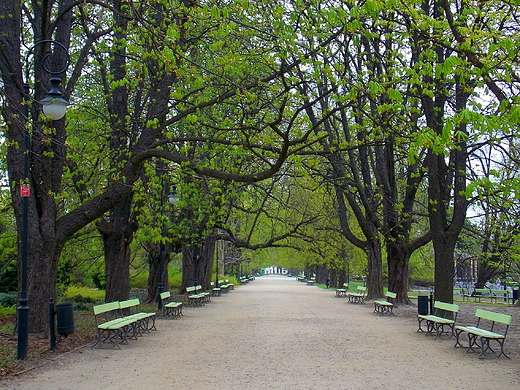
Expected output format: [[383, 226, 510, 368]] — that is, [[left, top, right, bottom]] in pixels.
[[20, 184, 31, 197]]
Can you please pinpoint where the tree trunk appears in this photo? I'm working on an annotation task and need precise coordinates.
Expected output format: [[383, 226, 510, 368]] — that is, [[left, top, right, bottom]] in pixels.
[[316, 265, 328, 285], [22, 229, 60, 336], [200, 237, 216, 290], [146, 244, 171, 303], [98, 197, 136, 303], [0, 0, 73, 335], [365, 239, 383, 299], [386, 243, 412, 305], [181, 245, 198, 292]]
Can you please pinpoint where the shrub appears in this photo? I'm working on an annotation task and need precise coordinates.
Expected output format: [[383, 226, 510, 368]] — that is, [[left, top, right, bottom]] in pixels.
[[0, 293, 17, 307], [130, 272, 149, 289]]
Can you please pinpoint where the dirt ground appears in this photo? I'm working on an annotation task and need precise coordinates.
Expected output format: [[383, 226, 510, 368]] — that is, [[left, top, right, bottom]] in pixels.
[[1, 275, 518, 390]]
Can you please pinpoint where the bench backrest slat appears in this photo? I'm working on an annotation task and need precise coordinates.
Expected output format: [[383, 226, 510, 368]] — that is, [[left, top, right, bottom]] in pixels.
[[433, 301, 460, 313], [119, 298, 140, 310], [357, 286, 367, 292], [93, 301, 119, 315], [385, 291, 397, 299], [160, 291, 171, 300], [432, 301, 459, 321], [475, 309, 512, 326]]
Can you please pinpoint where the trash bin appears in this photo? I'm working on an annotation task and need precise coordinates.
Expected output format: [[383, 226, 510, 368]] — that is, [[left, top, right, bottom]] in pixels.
[[513, 289, 519, 304], [417, 295, 429, 315], [56, 302, 75, 336]]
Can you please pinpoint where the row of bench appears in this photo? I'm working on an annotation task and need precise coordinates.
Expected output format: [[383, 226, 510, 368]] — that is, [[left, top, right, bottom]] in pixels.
[[92, 299, 157, 349], [332, 284, 513, 359], [335, 284, 370, 304], [93, 280, 239, 348], [336, 284, 396, 313], [453, 287, 515, 303], [417, 301, 513, 359]]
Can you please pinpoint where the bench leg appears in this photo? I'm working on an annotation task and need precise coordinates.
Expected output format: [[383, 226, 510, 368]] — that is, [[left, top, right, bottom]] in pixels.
[[434, 323, 454, 339], [93, 328, 123, 349], [453, 329, 466, 348], [417, 317, 427, 333], [479, 337, 509, 359], [417, 318, 435, 335], [465, 333, 482, 354], [148, 315, 157, 330]]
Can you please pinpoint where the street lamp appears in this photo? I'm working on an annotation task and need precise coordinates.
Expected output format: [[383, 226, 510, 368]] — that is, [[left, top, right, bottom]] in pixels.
[[39, 77, 69, 120], [18, 40, 70, 360], [157, 185, 179, 310]]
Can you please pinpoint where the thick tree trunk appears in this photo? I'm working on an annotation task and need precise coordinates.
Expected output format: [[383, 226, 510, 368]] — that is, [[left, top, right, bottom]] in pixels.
[[386, 243, 412, 305], [181, 242, 213, 292], [199, 237, 216, 290], [146, 244, 171, 302], [21, 229, 60, 336], [316, 265, 328, 285], [1, 0, 73, 335], [181, 245, 197, 292], [103, 236, 131, 303], [365, 239, 383, 300]]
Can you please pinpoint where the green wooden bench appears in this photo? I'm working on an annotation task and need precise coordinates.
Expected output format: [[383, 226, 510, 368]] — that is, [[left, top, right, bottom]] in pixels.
[[454, 309, 513, 359], [219, 279, 233, 293], [306, 278, 316, 286], [225, 279, 235, 290], [470, 288, 491, 302], [186, 286, 206, 306], [210, 282, 221, 296], [196, 285, 211, 303], [469, 288, 511, 303], [159, 292, 183, 318], [373, 291, 397, 316], [119, 298, 156, 332], [453, 287, 466, 299], [335, 283, 349, 297], [92, 301, 138, 349], [417, 301, 460, 339], [347, 286, 367, 304], [488, 289, 511, 303]]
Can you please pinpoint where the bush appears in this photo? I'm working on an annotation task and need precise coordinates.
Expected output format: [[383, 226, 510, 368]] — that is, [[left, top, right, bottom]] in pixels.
[[0, 304, 16, 317], [169, 273, 183, 291], [0, 293, 17, 307], [64, 286, 105, 302], [0, 266, 17, 293], [130, 272, 149, 289]]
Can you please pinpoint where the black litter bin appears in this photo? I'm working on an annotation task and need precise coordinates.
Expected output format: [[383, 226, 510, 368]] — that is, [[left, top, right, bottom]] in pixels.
[[417, 295, 429, 315], [513, 289, 519, 304], [56, 302, 75, 336]]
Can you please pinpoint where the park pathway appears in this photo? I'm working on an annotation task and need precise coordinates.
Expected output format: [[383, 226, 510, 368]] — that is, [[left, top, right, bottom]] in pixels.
[[1, 275, 519, 389]]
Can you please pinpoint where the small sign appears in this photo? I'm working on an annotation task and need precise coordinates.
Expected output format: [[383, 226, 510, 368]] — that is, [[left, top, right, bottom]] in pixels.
[[20, 184, 30, 197]]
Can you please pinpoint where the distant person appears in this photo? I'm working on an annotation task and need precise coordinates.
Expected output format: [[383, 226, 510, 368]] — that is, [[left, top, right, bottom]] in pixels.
[[326, 279, 330, 288]]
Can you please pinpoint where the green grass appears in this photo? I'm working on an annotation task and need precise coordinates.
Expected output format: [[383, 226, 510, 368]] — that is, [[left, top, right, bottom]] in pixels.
[[63, 286, 105, 301]]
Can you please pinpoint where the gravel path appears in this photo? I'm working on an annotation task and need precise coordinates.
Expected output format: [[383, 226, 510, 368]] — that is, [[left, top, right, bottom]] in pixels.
[[1, 276, 519, 389]]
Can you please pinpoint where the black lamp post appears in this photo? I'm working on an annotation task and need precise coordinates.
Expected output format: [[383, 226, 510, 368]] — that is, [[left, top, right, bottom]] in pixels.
[[18, 40, 70, 360], [157, 186, 179, 310], [193, 246, 199, 287]]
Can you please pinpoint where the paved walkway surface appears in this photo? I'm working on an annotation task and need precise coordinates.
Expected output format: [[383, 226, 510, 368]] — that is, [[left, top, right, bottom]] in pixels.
[[1, 276, 519, 389]]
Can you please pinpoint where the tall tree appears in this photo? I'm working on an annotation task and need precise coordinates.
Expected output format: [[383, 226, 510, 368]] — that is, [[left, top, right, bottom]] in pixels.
[[0, 0, 334, 334]]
